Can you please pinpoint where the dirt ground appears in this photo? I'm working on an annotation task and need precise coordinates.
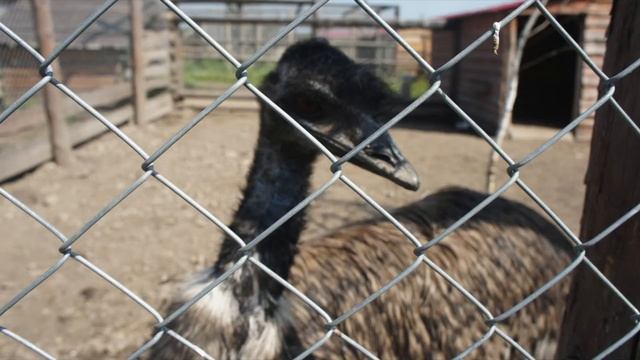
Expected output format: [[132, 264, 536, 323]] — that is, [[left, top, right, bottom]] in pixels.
[[0, 109, 590, 359]]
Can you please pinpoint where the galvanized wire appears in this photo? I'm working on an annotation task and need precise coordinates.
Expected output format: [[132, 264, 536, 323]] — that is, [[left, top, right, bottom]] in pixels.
[[1, 0, 639, 359]]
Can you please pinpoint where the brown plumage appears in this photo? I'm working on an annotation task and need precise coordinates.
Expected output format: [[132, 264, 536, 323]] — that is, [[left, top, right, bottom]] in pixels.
[[289, 188, 571, 359], [147, 39, 571, 359]]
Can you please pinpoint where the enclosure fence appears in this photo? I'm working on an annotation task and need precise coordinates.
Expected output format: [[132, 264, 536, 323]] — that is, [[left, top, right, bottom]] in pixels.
[[1, 0, 640, 359]]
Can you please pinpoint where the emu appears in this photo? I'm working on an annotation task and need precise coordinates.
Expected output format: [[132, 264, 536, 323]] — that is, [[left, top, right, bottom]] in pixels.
[[149, 39, 571, 359]]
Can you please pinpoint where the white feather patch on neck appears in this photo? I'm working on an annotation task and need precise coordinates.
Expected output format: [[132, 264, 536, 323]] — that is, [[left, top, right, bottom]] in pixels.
[[183, 282, 241, 327]]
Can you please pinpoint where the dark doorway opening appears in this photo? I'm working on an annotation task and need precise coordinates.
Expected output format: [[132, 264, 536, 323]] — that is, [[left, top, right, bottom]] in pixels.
[[513, 15, 583, 127]]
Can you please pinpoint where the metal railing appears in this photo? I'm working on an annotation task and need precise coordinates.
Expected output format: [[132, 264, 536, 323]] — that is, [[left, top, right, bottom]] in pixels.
[[1, 0, 640, 359]]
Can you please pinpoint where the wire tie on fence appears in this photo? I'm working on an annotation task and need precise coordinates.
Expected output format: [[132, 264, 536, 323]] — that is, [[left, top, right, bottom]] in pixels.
[[58, 246, 79, 257], [429, 71, 442, 85], [573, 243, 586, 253], [632, 314, 640, 323], [153, 321, 170, 331], [485, 317, 498, 326], [329, 161, 343, 174], [141, 161, 155, 173], [238, 246, 253, 255], [414, 242, 432, 256], [58, 244, 72, 254], [324, 321, 338, 332], [235, 67, 249, 80], [600, 78, 617, 94], [506, 164, 520, 177], [492, 22, 501, 55], [38, 64, 54, 78], [39, 65, 61, 86], [237, 243, 257, 257]]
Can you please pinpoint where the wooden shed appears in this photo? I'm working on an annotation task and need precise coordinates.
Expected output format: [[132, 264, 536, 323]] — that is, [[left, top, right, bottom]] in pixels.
[[0, 0, 176, 181], [430, 0, 612, 138], [0, 0, 168, 99], [396, 28, 432, 74]]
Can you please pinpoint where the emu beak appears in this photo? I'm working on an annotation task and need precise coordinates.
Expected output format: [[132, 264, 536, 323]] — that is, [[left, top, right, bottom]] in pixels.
[[352, 134, 421, 191], [311, 126, 420, 191], [294, 104, 420, 190]]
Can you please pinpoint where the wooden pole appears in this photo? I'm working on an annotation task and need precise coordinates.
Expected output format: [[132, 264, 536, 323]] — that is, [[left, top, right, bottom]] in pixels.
[[130, 0, 147, 125], [486, 3, 546, 192], [555, 0, 640, 358], [30, 0, 73, 166], [169, 15, 185, 103]]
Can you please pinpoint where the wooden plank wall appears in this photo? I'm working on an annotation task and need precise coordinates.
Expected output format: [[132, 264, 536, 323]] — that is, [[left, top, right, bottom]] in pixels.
[[575, 1, 612, 139], [453, 12, 513, 134], [431, 29, 458, 95], [0, 48, 123, 95], [144, 30, 173, 93], [396, 28, 432, 75], [0, 30, 175, 181]]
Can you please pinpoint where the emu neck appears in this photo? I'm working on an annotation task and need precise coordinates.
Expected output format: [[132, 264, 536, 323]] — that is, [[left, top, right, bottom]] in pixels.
[[218, 131, 315, 300]]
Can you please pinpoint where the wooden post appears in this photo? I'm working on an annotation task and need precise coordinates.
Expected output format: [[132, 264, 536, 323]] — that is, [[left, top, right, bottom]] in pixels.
[[0, 74, 5, 109], [574, 3, 613, 141], [30, 0, 73, 166], [256, 24, 263, 55], [555, 0, 640, 358], [310, 5, 318, 37], [225, 22, 232, 54], [130, 0, 147, 125], [169, 14, 185, 103], [486, 2, 547, 192]]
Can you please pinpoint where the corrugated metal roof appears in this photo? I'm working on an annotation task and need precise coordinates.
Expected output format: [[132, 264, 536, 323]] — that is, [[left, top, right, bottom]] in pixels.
[[439, 0, 597, 20], [441, 1, 525, 20]]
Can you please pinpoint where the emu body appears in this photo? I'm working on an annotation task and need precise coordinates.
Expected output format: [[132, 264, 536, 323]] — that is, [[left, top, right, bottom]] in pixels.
[[289, 189, 570, 359], [148, 39, 570, 359]]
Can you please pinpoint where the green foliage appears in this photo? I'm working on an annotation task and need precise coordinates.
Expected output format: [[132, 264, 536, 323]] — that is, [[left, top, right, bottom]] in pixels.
[[408, 76, 430, 98], [184, 59, 275, 88], [384, 74, 430, 99], [386, 76, 404, 94]]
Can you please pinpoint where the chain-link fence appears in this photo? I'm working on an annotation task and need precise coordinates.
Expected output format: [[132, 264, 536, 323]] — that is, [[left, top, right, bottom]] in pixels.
[[1, 0, 639, 359]]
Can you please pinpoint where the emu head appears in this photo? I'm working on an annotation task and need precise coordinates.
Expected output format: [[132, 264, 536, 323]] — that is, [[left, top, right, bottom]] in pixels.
[[259, 38, 420, 191]]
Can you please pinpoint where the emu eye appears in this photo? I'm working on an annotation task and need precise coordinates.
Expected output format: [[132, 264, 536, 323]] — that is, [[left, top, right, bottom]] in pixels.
[[292, 97, 323, 118]]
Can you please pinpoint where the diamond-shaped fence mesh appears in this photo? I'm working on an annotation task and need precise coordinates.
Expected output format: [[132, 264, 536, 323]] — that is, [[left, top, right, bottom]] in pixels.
[[1, 0, 640, 359]]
